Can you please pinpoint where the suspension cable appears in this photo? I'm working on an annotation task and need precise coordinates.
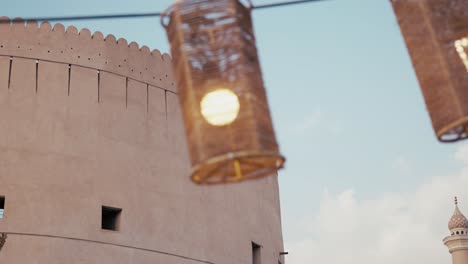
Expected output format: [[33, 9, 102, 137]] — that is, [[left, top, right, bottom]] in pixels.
[[0, 0, 329, 23]]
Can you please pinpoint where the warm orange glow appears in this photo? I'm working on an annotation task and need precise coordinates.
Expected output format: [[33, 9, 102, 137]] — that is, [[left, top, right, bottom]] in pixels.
[[200, 89, 240, 126], [455, 37, 468, 72]]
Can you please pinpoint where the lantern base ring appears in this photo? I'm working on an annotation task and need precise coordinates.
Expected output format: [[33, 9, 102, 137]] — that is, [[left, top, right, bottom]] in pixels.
[[191, 151, 285, 185], [438, 116, 468, 142]]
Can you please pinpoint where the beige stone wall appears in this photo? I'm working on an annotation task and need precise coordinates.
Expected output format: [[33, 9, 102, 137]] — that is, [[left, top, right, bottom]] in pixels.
[[0, 19, 285, 264]]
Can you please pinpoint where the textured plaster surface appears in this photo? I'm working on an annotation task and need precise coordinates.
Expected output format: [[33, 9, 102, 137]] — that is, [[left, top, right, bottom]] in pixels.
[[0, 19, 285, 264]]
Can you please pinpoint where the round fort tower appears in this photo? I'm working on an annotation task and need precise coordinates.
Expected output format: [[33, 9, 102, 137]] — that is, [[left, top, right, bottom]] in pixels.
[[0, 18, 285, 264]]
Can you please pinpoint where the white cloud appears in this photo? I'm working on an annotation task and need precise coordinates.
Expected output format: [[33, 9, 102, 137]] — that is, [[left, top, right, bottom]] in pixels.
[[292, 107, 323, 134], [391, 156, 413, 175], [291, 107, 342, 136], [455, 143, 468, 164], [285, 144, 468, 264]]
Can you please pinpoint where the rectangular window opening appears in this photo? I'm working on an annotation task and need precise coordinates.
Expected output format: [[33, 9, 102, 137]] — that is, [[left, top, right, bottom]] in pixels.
[[101, 206, 121, 231], [0, 196, 5, 219], [252, 242, 261, 264]]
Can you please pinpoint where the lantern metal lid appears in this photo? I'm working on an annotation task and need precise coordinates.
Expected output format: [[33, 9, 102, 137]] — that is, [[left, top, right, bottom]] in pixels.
[[391, 0, 468, 142], [162, 0, 285, 184]]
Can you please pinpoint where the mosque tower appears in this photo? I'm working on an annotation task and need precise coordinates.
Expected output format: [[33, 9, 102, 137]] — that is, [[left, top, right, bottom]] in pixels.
[[443, 197, 468, 264]]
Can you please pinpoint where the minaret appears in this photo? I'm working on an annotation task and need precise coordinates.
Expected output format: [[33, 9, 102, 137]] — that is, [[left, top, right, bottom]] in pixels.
[[443, 197, 468, 264]]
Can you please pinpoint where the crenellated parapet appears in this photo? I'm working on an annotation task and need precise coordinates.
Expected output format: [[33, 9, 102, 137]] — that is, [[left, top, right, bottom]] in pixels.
[[0, 17, 176, 92]]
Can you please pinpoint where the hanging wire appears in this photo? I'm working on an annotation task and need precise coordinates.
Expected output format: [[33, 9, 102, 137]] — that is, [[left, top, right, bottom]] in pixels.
[[253, 0, 328, 10], [0, 0, 328, 23]]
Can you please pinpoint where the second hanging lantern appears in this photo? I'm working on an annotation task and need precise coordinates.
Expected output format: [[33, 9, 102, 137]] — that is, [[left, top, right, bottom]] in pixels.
[[162, 0, 285, 184], [391, 0, 468, 142]]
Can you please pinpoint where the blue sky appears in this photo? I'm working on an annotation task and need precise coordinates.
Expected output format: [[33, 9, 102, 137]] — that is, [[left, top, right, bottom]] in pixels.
[[4, 1, 465, 263]]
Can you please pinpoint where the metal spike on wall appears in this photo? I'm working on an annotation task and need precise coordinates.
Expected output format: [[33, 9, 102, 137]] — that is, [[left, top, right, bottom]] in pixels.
[[0, 233, 7, 252]]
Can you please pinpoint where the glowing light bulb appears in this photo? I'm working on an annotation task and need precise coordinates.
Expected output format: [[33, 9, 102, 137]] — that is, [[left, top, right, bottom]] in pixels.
[[200, 88, 240, 126], [455, 37, 468, 72]]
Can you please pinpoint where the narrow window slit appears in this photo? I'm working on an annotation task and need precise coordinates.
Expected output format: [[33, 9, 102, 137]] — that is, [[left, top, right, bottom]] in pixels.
[[252, 242, 261, 264], [7, 57, 12, 89], [97, 70, 101, 103], [164, 90, 168, 121], [35, 60, 39, 93], [67, 64, 71, 96], [146, 84, 149, 113], [0, 196, 4, 219], [125, 77, 128, 108]]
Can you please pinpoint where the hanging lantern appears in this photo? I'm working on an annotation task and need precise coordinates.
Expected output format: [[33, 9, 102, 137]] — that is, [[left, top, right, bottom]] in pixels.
[[161, 0, 285, 184], [391, 0, 468, 142]]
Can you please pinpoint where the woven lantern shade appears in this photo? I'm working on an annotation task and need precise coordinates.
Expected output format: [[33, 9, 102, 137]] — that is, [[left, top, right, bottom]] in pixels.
[[162, 0, 285, 184], [391, 0, 468, 142]]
